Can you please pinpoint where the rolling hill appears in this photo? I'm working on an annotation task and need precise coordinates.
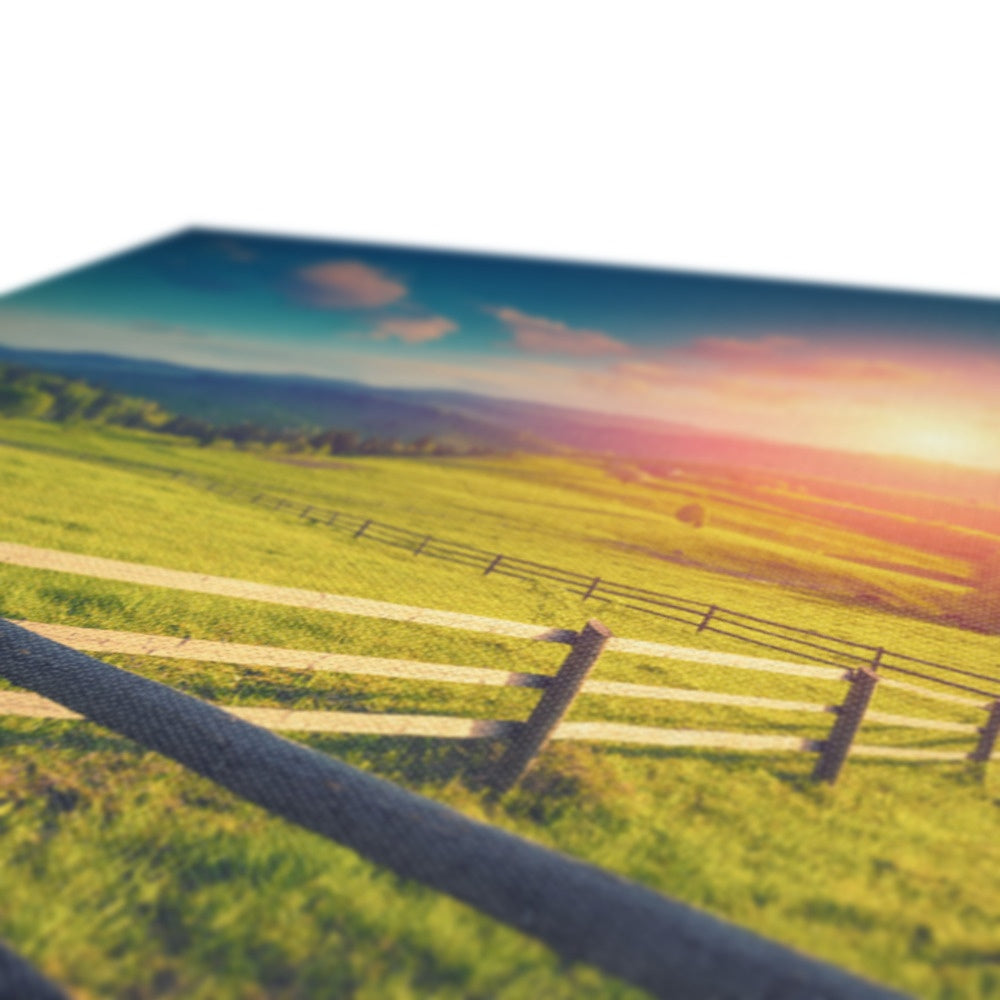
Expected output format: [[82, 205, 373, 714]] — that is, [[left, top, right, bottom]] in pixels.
[[3, 344, 999, 509]]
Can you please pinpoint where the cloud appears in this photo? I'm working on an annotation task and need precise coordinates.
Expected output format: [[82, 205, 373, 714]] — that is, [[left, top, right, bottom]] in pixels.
[[676, 335, 932, 386], [600, 360, 679, 390], [683, 335, 804, 362], [616, 360, 675, 380], [577, 357, 817, 410], [488, 307, 630, 357], [294, 260, 407, 308], [372, 316, 457, 344], [765, 357, 930, 384]]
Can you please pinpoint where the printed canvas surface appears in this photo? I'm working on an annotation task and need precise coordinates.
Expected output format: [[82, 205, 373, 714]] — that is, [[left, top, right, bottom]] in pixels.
[[1, 229, 999, 999]]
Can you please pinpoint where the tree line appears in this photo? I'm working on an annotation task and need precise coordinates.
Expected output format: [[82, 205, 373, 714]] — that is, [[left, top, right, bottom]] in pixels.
[[0, 363, 482, 457]]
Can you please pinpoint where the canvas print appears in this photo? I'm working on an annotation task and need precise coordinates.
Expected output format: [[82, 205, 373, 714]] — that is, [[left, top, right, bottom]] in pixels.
[[1, 229, 998, 1000]]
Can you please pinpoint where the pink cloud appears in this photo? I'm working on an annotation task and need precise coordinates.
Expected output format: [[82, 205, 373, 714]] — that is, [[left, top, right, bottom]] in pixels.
[[489, 307, 630, 357], [295, 260, 407, 308], [676, 335, 933, 386], [683, 335, 804, 362], [766, 357, 930, 384], [608, 360, 679, 387], [592, 360, 809, 405], [372, 316, 457, 344]]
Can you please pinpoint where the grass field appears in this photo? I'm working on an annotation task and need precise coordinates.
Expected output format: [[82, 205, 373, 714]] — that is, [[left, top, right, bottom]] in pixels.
[[2, 417, 1000, 999]]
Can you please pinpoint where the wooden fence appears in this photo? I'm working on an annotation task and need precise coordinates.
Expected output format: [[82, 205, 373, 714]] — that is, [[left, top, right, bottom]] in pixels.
[[174, 470, 1000, 700], [2, 537, 992, 998], [3, 547, 998, 789], [0, 616, 911, 1000]]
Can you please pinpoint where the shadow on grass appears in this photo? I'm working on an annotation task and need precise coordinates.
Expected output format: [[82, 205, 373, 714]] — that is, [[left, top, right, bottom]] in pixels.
[[0, 720, 497, 796], [0, 719, 142, 756], [301, 732, 500, 789], [5, 717, 994, 825], [937, 946, 1000, 966]]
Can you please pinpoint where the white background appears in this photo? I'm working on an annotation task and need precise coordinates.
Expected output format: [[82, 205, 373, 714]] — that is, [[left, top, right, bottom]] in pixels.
[[2, 1, 998, 301]]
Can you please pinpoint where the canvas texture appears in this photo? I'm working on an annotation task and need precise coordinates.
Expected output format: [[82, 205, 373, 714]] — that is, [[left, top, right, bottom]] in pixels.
[[0, 230, 998, 999]]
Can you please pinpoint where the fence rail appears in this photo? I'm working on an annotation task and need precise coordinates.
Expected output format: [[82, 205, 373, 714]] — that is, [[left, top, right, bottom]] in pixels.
[[5, 611, 997, 781], [0, 688, 975, 766], [9, 620, 986, 737], [5, 540, 998, 721], [173, 470, 1000, 704]]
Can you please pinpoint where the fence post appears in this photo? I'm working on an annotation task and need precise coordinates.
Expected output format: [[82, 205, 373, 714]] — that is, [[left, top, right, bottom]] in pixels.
[[582, 577, 601, 601], [489, 620, 611, 795], [971, 701, 1000, 763], [696, 605, 716, 632], [327, 511, 340, 526], [812, 667, 879, 784], [483, 554, 504, 576], [299, 505, 314, 520], [0, 939, 68, 1000], [413, 534, 432, 556], [353, 519, 373, 539]]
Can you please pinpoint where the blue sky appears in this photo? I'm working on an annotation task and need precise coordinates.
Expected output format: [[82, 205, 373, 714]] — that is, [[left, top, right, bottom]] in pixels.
[[4, 227, 999, 353], [2, 228, 1000, 464]]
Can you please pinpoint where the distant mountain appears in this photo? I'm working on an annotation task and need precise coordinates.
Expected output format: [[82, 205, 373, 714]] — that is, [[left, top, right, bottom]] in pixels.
[[2, 345, 998, 504], [0, 347, 547, 452], [405, 386, 1000, 505]]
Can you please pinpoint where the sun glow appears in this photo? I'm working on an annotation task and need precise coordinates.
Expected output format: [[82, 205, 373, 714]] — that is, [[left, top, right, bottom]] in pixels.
[[881, 416, 993, 467]]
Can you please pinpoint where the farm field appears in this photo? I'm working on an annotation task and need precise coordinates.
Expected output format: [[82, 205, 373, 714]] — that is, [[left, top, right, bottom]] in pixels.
[[2, 417, 1000, 999]]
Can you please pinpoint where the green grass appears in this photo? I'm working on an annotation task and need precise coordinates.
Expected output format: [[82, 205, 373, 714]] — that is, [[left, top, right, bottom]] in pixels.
[[2, 417, 1000, 998], [0, 417, 976, 607]]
